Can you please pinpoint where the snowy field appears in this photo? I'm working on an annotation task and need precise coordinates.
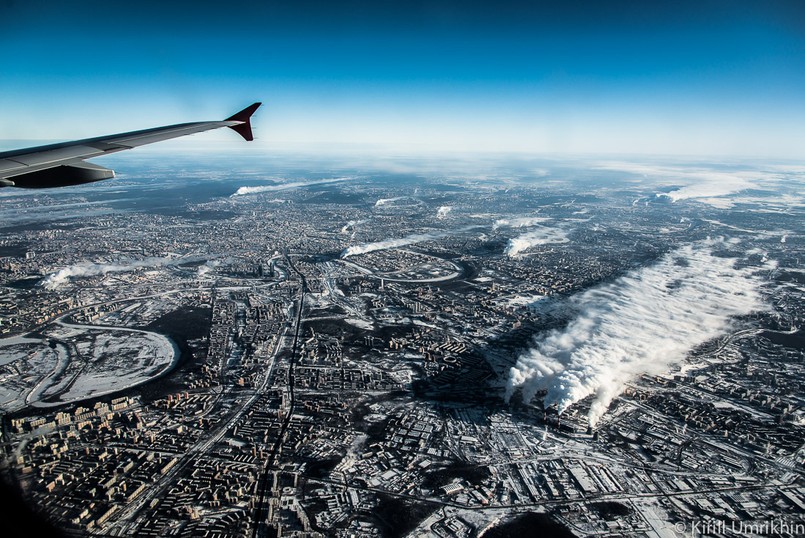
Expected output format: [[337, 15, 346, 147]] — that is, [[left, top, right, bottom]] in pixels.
[[0, 323, 178, 411]]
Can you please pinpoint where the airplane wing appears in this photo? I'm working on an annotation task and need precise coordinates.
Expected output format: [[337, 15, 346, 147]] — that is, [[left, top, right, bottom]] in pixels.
[[0, 102, 261, 189]]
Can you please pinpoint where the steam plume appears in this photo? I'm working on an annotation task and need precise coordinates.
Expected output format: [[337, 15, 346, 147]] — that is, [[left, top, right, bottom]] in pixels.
[[232, 177, 351, 196], [341, 232, 446, 258], [595, 162, 777, 207], [341, 225, 482, 258], [341, 220, 367, 234], [505, 239, 771, 426], [493, 216, 551, 230], [42, 257, 182, 289], [506, 227, 569, 257], [374, 197, 405, 207]]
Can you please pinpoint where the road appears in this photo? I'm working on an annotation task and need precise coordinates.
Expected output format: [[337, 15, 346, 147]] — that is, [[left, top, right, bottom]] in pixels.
[[107, 304, 292, 535], [252, 256, 307, 538]]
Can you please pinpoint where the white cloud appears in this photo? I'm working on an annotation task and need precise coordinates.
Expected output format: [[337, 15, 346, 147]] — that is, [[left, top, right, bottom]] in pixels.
[[42, 257, 181, 289], [341, 232, 446, 258], [374, 196, 406, 207], [505, 227, 569, 257], [505, 239, 772, 426], [232, 177, 352, 196], [341, 219, 367, 234], [341, 225, 482, 258], [596, 162, 780, 207], [493, 216, 551, 230]]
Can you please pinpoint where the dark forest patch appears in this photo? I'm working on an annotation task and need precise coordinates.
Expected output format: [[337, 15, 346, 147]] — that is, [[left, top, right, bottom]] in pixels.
[[128, 306, 213, 400], [372, 494, 436, 538], [590, 501, 631, 519], [761, 329, 805, 350], [776, 270, 805, 285], [0, 244, 28, 257], [4, 277, 41, 290], [422, 462, 491, 490], [483, 512, 576, 538], [305, 317, 366, 342], [364, 416, 393, 445], [303, 457, 341, 479], [145, 305, 212, 340]]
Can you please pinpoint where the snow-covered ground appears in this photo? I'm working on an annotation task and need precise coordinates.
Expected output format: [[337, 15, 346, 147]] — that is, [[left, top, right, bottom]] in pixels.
[[0, 323, 178, 412], [344, 318, 374, 330]]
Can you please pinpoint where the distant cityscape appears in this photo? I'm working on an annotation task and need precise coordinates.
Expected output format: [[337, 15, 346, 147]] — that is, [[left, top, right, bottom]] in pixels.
[[0, 153, 803, 537]]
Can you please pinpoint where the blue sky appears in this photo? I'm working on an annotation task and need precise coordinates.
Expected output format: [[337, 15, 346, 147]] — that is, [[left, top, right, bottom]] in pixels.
[[2, 0, 804, 157]]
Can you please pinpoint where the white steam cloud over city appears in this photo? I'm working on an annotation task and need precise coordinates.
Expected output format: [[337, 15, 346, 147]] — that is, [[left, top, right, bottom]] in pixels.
[[340, 219, 367, 234], [232, 177, 352, 196], [374, 196, 406, 207], [41, 257, 181, 290], [491, 216, 570, 257], [341, 232, 449, 258], [341, 226, 483, 258], [595, 162, 780, 208], [493, 216, 551, 230], [505, 239, 772, 426], [506, 227, 570, 257]]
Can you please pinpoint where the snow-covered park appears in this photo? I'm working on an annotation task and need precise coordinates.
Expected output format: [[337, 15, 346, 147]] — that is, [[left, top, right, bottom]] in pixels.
[[0, 322, 178, 412]]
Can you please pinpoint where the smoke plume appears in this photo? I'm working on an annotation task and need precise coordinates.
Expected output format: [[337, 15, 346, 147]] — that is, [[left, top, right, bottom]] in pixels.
[[374, 196, 406, 207], [506, 227, 569, 257], [505, 239, 771, 426], [341, 220, 367, 234], [493, 216, 551, 230], [595, 162, 777, 207], [42, 257, 182, 289], [341, 231, 447, 258], [341, 225, 482, 258], [232, 177, 351, 196], [437, 206, 452, 219]]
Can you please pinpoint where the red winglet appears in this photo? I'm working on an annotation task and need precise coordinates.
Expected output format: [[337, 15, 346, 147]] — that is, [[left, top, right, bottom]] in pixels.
[[225, 102, 262, 141]]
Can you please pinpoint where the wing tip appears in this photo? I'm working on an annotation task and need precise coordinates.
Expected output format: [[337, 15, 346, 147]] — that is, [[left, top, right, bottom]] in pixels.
[[226, 103, 262, 141]]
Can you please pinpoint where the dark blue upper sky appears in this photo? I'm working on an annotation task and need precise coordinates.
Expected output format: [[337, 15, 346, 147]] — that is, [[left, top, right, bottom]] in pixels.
[[2, 0, 804, 157]]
